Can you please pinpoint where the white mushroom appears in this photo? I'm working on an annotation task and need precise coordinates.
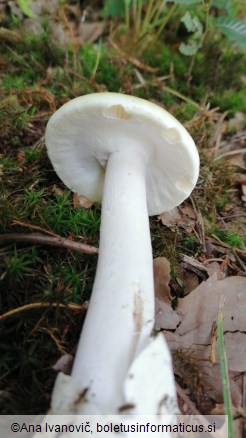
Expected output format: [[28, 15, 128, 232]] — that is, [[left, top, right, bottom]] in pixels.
[[45, 93, 199, 416]]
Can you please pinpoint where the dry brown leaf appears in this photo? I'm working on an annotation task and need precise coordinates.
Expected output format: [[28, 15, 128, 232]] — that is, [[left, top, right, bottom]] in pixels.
[[79, 22, 105, 44], [228, 154, 245, 168], [160, 274, 246, 412], [154, 257, 181, 329], [73, 193, 93, 209], [52, 354, 74, 375], [241, 184, 246, 202], [160, 274, 246, 372], [228, 112, 246, 133], [158, 208, 183, 227], [158, 205, 196, 232], [180, 204, 197, 220], [52, 185, 66, 196], [183, 272, 200, 295], [16, 150, 25, 163], [155, 299, 180, 331], [205, 262, 225, 279], [153, 257, 171, 301]]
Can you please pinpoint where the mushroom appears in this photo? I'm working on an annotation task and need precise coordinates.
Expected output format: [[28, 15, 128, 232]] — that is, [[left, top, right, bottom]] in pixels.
[[45, 92, 199, 415]]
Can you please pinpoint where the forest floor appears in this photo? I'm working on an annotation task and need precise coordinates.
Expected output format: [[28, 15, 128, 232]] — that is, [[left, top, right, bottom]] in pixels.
[[0, 0, 246, 434]]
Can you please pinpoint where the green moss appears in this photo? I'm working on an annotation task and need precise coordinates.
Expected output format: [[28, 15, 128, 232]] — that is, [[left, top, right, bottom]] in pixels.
[[173, 101, 198, 123], [42, 192, 100, 237], [211, 88, 246, 115], [0, 96, 30, 138], [215, 197, 230, 212], [214, 228, 245, 249]]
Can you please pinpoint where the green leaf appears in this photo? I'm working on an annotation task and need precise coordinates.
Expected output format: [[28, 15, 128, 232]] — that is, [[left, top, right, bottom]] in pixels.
[[179, 41, 199, 55], [211, 0, 234, 16], [17, 0, 36, 18], [181, 11, 203, 36], [181, 11, 194, 32], [215, 16, 246, 48]]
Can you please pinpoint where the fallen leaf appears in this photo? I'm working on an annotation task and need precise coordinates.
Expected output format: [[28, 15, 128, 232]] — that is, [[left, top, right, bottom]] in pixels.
[[154, 257, 181, 330], [183, 272, 200, 295], [155, 299, 180, 331], [241, 183, 246, 202], [158, 205, 196, 233], [228, 112, 246, 133], [16, 150, 25, 163], [52, 354, 74, 375], [180, 204, 197, 220], [73, 193, 93, 209], [205, 261, 225, 279], [79, 22, 105, 44], [52, 185, 66, 196], [159, 274, 246, 372], [153, 257, 171, 301], [158, 208, 183, 227], [228, 154, 245, 168]]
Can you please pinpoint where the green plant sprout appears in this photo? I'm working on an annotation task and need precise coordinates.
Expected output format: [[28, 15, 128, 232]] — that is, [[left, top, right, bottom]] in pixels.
[[5, 247, 41, 283]]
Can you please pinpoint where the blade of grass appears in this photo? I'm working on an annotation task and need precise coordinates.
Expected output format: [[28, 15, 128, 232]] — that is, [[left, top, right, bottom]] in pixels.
[[217, 297, 233, 438]]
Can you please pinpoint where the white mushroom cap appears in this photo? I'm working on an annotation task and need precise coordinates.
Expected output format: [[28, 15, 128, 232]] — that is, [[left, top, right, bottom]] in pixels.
[[45, 92, 199, 215]]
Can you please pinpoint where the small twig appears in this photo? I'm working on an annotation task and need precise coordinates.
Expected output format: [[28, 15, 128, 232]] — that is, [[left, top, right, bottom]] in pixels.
[[133, 68, 171, 88], [0, 233, 99, 255], [176, 382, 226, 438], [32, 135, 45, 149], [190, 196, 206, 250], [12, 220, 60, 237], [0, 302, 88, 321], [108, 38, 158, 73], [211, 234, 246, 256], [215, 148, 246, 161], [218, 213, 246, 220], [161, 85, 200, 108], [209, 111, 229, 152], [181, 254, 208, 272], [175, 382, 201, 415], [243, 373, 246, 408]]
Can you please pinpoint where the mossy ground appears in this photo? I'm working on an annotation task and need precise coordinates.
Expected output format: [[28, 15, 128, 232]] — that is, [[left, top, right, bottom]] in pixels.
[[0, 0, 245, 414]]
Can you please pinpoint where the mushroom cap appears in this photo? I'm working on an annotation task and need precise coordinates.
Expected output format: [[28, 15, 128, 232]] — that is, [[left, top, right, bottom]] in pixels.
[[45, 93, 199, 216]]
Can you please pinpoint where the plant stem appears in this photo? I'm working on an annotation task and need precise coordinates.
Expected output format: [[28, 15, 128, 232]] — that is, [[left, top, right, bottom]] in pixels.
[[188, 0, 211, 82], [150, 3, 178, 47], [142, 0, 155, 34], [217, 299, 233, 438], [124, 0, 130, 33], [162, 84, 200, 107]]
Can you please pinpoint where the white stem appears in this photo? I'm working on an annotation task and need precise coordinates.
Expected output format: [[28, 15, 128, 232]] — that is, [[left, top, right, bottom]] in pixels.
[[71, 147, 154, 412]]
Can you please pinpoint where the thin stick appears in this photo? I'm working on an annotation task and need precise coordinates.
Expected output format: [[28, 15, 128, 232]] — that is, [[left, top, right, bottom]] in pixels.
[[0, 233, 99, 255], [175, 382, 201, 415], [108, 38, 159, 73], [215, 148, 246, 161], [162, 85, 200, 108], [0, 302, 88, 321], [211, 234, 246, 256], [12, 220, 60, 237]]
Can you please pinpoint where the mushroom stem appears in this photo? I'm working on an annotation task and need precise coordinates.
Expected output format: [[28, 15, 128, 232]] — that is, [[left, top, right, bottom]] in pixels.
[[71, 147, 155, 412]]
